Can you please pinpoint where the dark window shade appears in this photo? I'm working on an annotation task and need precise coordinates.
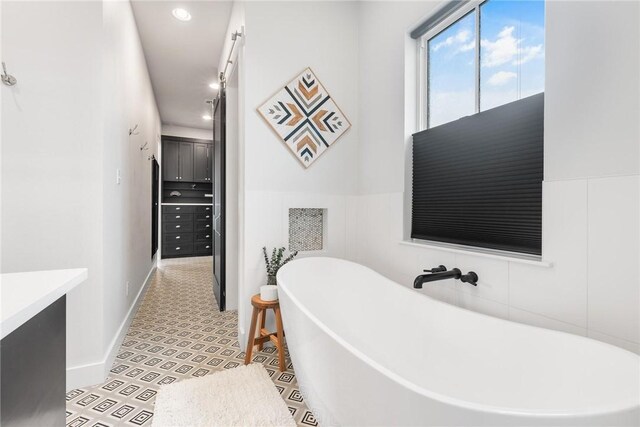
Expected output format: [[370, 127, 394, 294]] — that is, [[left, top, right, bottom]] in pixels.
[[411, 93, 544, 255]]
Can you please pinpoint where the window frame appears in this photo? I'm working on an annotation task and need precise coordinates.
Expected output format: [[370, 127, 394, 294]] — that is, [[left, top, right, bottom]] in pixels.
[[412, 0, 546, 261], [418, 0, 485, 130]]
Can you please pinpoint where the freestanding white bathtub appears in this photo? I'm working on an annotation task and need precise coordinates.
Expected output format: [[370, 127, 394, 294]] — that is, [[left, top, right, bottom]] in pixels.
[[277, 257, 640, 426]]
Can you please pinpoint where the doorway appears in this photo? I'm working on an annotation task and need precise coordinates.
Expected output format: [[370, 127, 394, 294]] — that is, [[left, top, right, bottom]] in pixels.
[[212, 89, 226, 311], [151, 156, 159, 258]]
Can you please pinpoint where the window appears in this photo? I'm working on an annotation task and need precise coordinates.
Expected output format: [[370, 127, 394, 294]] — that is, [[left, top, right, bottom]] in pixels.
[[419, 0, 545, 129], [427, 11, 476, 128], [411, 0, 545, 256]]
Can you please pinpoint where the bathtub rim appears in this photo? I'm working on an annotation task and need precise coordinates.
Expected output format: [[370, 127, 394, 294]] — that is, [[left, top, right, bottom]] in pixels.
[[277, 256, 640, 419]]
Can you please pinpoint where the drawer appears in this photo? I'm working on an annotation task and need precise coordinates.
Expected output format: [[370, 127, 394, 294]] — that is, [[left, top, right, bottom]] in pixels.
[[163, 221, 193, 233], [194, 205, 213, 214], [195, 241, 213, 254], [195, 221, 213, 232], [163, 205, 194, 214], [195, 212, 213, 221], [164, 232, 194, 244], [163, 213, 194, 223], [195, 231, 213, 242], [163, 242, 194, 256]]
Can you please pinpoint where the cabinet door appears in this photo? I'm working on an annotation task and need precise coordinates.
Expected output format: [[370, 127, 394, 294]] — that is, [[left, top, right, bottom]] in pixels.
[[193, 143, 209, 182], [163, 141, 181, 182], [206, 144, 213, 182], [179, 142, 194, 181]]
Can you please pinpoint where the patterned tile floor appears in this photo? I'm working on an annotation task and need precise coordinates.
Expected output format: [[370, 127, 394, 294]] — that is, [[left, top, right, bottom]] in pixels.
[[66, 256, 317, 427]]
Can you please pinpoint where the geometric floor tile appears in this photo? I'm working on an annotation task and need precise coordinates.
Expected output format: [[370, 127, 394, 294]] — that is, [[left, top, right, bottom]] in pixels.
[[66, 256, 317, 427]]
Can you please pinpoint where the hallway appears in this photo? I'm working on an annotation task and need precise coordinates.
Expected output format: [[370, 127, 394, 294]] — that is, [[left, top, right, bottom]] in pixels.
[[65, 257, 317, 426]]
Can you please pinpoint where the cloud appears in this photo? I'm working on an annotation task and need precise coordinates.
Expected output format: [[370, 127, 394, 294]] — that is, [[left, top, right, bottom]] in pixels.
[[514, 44, 543, 65], [481, 26, 544, 68], [429, 90, 475, 127], [459, 41, 475, 52], [432, 29, 472, 52], [487, 71, 517, 86]]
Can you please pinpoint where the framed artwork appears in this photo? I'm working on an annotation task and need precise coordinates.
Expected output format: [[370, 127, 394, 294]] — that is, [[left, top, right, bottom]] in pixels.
[[257, 67, 351, 168]]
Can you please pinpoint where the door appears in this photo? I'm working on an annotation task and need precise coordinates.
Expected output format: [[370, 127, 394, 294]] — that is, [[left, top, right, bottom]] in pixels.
[[193, 143, 209, 182], [212, 89, 226, 311], [163, 140, 180, 182], [151, 157, 159, 258], [179, 142, 194, 181]]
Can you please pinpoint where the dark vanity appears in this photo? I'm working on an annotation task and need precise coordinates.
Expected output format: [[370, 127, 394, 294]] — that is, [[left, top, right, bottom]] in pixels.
[[0, 269, 87, 426], [161, 135, 213, 259]]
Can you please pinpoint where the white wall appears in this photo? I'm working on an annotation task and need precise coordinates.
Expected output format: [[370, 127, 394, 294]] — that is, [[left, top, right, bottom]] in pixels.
[[1, 0, 106, 382], [1, 0, 162, 389], [161, 124, 212, 140], [353, 1, 640, 353], [237, 1, 360, 347], [219, 0, 245, 314], [101, 0, 161, 387], [225, 58, 240, 311]]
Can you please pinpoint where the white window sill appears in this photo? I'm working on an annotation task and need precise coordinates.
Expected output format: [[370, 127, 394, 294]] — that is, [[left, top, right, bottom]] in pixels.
[[399, 239, 553, 268]]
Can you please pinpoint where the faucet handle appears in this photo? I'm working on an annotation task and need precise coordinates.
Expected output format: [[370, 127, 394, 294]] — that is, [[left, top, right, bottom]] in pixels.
[[424, 265, 447, 273], [460, 271, 479, 286]]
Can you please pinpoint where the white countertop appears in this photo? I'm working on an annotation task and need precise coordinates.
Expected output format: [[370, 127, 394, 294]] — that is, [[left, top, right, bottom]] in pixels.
[[1, 268, 88, 339], [162, 203, 213, 206]]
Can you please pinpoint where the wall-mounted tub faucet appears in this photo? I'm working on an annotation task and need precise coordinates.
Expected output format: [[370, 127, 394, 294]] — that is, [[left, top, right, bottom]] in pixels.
[[413, 266, 478, 288]]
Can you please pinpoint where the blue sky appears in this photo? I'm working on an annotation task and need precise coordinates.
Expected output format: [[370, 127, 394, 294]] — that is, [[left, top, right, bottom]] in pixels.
[[428, 0, 545, 127]]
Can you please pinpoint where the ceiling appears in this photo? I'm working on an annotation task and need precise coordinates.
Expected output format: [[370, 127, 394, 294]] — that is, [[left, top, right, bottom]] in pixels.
[[131, 1, 232, 130]]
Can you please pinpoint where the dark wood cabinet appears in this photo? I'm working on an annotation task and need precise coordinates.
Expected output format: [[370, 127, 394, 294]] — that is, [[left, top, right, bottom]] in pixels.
[[179, 142, 194, 181], [161, 135, 213, 258], [163, 141, 180, 181], [193, 143, 210, 183], [1, 297, 66, 427], [162, 137, 210, 183], [161, 204, 212, 258]]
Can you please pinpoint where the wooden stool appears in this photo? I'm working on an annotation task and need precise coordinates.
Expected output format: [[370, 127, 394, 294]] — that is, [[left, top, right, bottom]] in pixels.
[[244, 294, 286, 371]]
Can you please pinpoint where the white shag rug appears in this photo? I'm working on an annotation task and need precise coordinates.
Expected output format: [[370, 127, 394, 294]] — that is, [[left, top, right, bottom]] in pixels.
[[152, 364, 297, 427]]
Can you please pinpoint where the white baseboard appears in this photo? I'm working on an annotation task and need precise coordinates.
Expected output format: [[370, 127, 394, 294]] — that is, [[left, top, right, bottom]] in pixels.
[[66, 360, 106, 391], [238, 327, 246, 352], [66, 261, 157, 391]]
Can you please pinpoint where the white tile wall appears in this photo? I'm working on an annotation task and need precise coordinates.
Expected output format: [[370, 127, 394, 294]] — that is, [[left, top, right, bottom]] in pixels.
[[353, 175, 640, 353], [509, 180, 589, 327], [588, 330, 640, 355], [587, 175, 640, 343], [457, 292, 509, 320], [508, 307, 587, 337], [454, 254, 509, 304]]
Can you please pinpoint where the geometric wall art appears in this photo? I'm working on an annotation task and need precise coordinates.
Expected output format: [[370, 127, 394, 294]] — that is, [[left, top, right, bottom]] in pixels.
[[257, 67, 351, 168]]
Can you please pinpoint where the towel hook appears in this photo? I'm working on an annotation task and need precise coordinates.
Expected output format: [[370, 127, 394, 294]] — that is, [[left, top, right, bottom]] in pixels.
[[1, 62, 17, 86], [140, 141, 149, 151], [129, 124, 139, 136]]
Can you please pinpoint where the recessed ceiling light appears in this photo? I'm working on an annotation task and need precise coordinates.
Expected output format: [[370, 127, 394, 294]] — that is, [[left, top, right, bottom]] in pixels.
[[209, 82, 219, 90], [172, 8, 191, 21], [202, 114, 212, 120]]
